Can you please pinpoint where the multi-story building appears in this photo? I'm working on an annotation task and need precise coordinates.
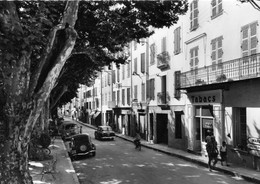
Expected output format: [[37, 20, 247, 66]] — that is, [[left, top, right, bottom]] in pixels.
[[77, 0, 260, 170]]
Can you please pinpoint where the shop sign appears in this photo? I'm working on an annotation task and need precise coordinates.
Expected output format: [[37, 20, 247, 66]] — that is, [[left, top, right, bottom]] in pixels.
[[188, 90, 222, 104], [247, 137, 260, 157], [202, 119, 213, 128]]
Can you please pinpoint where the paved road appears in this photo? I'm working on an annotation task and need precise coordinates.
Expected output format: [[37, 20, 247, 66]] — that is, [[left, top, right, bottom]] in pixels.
[[72, 124, 253, 184]]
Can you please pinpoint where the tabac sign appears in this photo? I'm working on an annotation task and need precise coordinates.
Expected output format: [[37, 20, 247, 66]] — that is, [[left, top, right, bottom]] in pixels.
[[188, 90, 222, 104]]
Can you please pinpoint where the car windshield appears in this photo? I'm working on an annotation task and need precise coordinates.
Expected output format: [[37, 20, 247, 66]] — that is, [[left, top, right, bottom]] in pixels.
[[101, 126, 112, 131]]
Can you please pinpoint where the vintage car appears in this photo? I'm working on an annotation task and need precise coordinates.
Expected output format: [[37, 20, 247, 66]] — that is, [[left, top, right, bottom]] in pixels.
[[59, 122, 80, 140], [65, 134, 96, 160], [94, 125, 115, 140]]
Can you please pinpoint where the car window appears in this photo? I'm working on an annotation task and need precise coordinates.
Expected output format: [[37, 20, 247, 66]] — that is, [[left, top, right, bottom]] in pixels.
[[74, 136, 90, 144], [102, 126, 112, 131]]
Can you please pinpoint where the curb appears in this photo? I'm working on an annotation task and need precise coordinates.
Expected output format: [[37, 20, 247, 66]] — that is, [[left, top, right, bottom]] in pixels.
[[60, 138, 81, 184]]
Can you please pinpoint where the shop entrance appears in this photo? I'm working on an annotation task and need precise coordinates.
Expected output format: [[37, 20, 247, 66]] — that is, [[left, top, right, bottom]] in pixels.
[[194, 105, 214, 153]]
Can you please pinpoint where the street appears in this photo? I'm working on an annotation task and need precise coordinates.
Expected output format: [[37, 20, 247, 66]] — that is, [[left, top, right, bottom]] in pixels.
[[72, 123, 253, 184]]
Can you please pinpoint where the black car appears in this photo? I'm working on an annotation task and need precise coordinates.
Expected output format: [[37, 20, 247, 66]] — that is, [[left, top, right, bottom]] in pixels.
[[65, 134, 96, 160], [94, 125, 115, 140]]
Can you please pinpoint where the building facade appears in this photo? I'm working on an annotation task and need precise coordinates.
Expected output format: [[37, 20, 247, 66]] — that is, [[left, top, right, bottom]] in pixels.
[[77, 0, 260, 170]]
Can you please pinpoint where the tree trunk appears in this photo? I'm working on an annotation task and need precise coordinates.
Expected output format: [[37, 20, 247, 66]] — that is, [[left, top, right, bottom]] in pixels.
[[0, 1, 79, 183]]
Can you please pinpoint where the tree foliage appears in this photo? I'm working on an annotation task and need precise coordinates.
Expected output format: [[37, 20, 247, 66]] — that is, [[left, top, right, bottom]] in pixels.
[[0, 1, 188, 183]]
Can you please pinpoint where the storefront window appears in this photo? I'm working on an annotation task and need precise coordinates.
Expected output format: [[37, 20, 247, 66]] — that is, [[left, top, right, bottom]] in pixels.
[[202, 105, 213, 116], [195, 106, 214, 142]]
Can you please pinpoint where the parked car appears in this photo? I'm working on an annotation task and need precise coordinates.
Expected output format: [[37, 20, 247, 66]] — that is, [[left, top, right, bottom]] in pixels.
[[59, 122, 80, 140], [65, 134, 96, 159], [94, 125, 115, 140]]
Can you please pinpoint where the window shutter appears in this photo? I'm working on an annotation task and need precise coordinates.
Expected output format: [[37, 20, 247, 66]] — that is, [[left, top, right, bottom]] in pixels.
[[174, 29, 177, 54], [150, 79, 155, 100], [250, 22, 258, 54], [177, 27, 181, 53], [134, 58, 137, 73], [142, 83, 145, 101], [195, 47, 199, 66], [127, 88, 130, 105], [146, 80, 150, 99], [162, 37, 166, 52], [141, 53, 145, 73]]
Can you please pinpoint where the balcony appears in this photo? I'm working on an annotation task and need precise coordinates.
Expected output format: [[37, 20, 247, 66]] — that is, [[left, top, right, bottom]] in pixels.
[[157, 51, 170, 70], [180, 54, 260, 88]]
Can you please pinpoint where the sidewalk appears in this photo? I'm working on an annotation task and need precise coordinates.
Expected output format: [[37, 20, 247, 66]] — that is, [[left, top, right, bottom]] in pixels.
[[29, 137, 80, 184], [75, 119, 260, 184]]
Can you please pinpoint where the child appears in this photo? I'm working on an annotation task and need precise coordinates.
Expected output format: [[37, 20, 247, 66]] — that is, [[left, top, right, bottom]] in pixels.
[[220, 141, 229, 166]]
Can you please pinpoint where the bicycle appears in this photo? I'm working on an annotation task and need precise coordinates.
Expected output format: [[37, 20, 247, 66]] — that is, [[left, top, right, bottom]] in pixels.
[[28, 133, 51, 160]]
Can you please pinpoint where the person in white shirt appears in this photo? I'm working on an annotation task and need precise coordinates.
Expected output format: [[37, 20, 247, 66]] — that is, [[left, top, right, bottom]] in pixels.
[[220, 141, 229, 166]]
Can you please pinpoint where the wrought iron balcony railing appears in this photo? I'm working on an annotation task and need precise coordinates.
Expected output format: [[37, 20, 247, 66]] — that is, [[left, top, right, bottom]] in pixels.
[[157, 51, 170, 69], [180, 53, 260, 88]]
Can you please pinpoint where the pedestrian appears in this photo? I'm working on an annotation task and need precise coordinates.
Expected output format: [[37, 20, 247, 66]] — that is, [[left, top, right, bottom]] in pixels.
[[220, 141, 229, 166], [206, 136, 219, 171], [205, 130, 212, 143]]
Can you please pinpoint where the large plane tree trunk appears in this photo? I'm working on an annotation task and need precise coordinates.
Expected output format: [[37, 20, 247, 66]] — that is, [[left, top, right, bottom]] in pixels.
[[0, 1, 79, 183]]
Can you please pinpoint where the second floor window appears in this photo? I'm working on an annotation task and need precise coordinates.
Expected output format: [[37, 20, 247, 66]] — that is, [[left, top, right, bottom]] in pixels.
[[122, 65, 125, 80], [211, 36, 223, 71], [174, 27, 181, 55], [150, 43, 156, 65], [211, 0, 223, 19], [190, 0, 199, 31], [190, 46, 199, 75], [241, 21, 258, 58], [127, 62, 130, 78]]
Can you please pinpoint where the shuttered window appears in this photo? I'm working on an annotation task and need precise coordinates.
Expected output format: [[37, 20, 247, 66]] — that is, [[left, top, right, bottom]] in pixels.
[[241, 22, 258, 59], [134, 85, 138, 100], [150, 43, 156, 65], [211, 0, 223, 19], [141, 83, 145, 101], [190, 46, 199, 75], [134, 58, 137, 73], [150, 79, 155, 100], [190, 0, 199, 31], [122, 89, 125, 105], [122, 65, 125, 80], [127, 88, 130, 105], [174, 27, 181, 55], [141, 53, 145, 73], [211, 36, 223, 71], [117, 68, 120, 82], [127, 63, 130, 78], [112, 70, 116, 84]]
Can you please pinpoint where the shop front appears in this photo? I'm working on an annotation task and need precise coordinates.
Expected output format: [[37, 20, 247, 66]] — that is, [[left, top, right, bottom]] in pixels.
[[187, 90, 222, 156]]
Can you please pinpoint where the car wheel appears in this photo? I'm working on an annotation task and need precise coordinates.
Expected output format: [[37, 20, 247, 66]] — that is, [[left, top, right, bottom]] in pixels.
[[92, 152, 96, 157]]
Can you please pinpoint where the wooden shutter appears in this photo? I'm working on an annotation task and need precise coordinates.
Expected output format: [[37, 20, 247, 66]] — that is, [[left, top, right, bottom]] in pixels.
[[146, 80, 150, 99], [162, 37, 166, 52], [127, 88, 130, 105], [141, 53, 145, 73], [250, 22, 258, 55], [150, 79, 155, 100], [122, 89, 125, 105], [142, 83, 145, 101], [241, 25, 249, 58]]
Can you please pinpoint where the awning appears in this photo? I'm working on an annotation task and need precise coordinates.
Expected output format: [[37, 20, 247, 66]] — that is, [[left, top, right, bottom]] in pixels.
[[93, 111, 101, 119]]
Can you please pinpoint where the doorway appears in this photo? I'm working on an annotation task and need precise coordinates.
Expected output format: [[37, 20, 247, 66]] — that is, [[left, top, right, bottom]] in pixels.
[[156, 113, 168, 144]]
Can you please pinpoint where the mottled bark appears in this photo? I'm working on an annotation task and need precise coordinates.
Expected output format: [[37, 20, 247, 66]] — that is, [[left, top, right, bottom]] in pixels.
[[0, 1, 79, 183]]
